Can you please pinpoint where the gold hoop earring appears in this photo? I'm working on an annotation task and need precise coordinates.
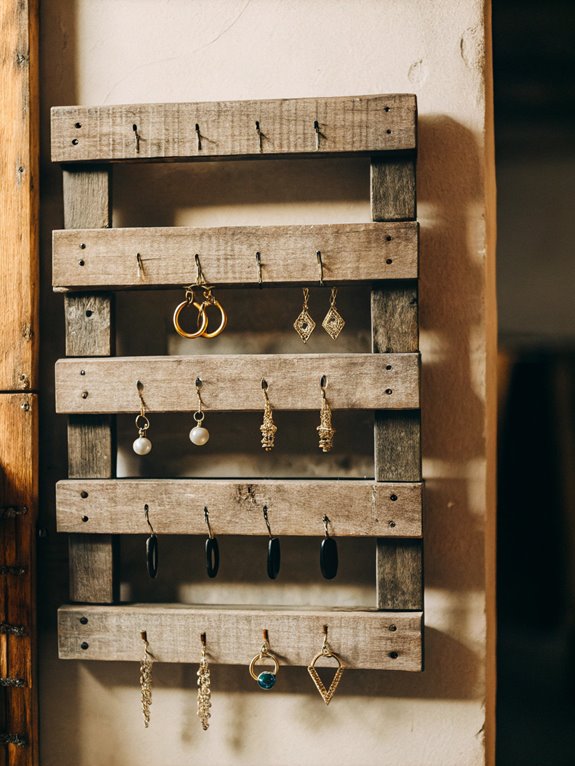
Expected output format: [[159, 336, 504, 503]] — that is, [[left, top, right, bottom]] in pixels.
[[260, 378, 277, 451], [173, 287, 209, 339], [197, 287, 227, 339], [322, 287, 345, 340], [293, 287, 315, 343], [139, 630, 153, 727], [307, 626, 345, 705], [197, 633, 212, 731], [317, 375, 335, 452], [249, 630, 280, 690]]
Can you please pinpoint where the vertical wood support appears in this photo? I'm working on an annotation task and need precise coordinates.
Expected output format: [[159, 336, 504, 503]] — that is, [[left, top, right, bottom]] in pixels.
[[371, 157, 423, 610], [0, 1, 39, 762], [63, 167, 118, 603]]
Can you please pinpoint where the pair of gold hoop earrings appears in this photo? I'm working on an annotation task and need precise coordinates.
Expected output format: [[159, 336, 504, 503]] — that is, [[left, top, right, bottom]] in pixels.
[[249, 627, 345, 704], [260, 375, 335, 453], [139, 631, 212, 731], [173, 255, 227, 340]]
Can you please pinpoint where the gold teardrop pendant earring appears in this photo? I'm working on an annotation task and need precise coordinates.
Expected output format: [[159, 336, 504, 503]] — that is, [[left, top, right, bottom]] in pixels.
[[293, 287, 316, 343], [307, 626, 345, 705]]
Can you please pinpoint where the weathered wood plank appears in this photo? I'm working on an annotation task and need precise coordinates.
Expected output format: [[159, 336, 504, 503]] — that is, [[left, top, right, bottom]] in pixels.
[[63, 168, 117, 604], [0, 0, 39, 394], [51, 94, 417, 163], [58, 604, 422, 671], [55, 353, 420, 414], [56, 479, 423, 538], [371, 156, 423, 613], [52, 222, 419, 291], [370, 157, 417, 221], [0, 393, 38, 765]]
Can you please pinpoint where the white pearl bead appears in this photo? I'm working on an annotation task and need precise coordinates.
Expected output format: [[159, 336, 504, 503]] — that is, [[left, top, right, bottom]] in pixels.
[[190, 426, 210, 446], [133, 436, 152, 455]]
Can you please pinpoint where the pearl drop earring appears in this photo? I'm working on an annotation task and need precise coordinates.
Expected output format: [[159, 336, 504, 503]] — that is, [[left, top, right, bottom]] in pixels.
[[190, 377, 210, 446], [133, 380, 152, 455]]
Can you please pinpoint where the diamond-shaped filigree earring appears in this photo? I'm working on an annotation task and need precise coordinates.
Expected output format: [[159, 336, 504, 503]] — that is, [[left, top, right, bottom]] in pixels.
[[322, 287, 345, 340], [293, 287, 316, 343]]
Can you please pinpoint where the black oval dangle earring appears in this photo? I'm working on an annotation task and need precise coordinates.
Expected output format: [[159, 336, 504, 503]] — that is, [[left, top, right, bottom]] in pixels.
[[320, 514, 338, 580], [203, 506, 220, 578], [144, 504, 158, 579], [263, 505, 280, 580]]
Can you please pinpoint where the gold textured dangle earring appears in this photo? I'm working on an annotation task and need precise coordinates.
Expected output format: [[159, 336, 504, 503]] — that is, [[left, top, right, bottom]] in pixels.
[[317, 375, 335, 452], [190, 378, 210, 446], [307, 625, 345, 705], [197, 632, 212, 731], [293, 287, 316, 343], [259, 378, 277, 451], [133, 380, 152, 455], [249, 629, 280, 690], [322, 287, 345, 340], [139, 630, 154, 727]]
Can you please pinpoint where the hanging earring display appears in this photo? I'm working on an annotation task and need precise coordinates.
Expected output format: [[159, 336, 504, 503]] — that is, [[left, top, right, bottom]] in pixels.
[[322, 287, 345, 340], [173, 254, 227, 339], [263, 505, 280, 580], [317, 375, 336, 452], [320, 515, 338, 580], [139, 631, 153, 727], [249, 630, 280, 690], [190, 378, 210, 446], [204, 507, 220, 578], [307, 626, 345, 705], [197, 633, 212, 731], [133, 380, 152, 455], [144, 504, 158, 579], [293, 287, 316, 343], [259, 379, 277, 451]]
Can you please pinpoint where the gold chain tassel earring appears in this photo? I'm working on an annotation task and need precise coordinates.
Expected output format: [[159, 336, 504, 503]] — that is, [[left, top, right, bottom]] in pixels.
[[197, 633, 212, 731], [293, 287, 316, 343], [139, 630, 153, 727], [322, 287, 345, 340], [317, 375, 335, 452], [307, 626, 345, 705], [260, 378, 277, 451]]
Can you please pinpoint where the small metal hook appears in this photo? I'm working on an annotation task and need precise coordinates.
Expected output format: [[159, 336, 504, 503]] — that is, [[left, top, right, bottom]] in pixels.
[[255, 121, 263, 152], [323, 514, 330, 537], [195, 253, 207, 286], [263, 505, 272, 537], [261, 378, 268, 391], [195, 123, 202, 151], [201, 632, 207, 648], [141, 630, 148, 643], [313, 120, 321, 150], [316, 251, 324, 286], [133, 124, 141, 153], [136, 252, 144, 278], [263, 628, 269, 644], [137, 380, 147, 414], [204, 506, 214, 539], [320, 374, 328, 391], [256, 251, 263, 287], [144, 504, 154, 535]]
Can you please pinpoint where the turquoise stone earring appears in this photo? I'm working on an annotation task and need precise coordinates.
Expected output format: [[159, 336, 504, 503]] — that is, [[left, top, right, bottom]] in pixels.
[[249, 630, 280, 690]]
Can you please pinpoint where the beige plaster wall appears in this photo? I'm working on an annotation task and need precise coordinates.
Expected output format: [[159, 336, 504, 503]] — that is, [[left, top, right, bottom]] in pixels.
[[38, 2, 496, 765]]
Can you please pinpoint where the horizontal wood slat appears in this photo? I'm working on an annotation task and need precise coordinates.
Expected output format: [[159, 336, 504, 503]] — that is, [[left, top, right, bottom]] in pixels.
[[55, 354, 420, 413], [55, 479, 423, 537], [51, 94, 416, 164], [58, 604, 423, 670], [52, 222, 419, 291]]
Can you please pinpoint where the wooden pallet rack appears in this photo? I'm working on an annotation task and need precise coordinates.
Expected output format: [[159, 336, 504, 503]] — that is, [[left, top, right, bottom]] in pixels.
[[51, 94, 423, 672]]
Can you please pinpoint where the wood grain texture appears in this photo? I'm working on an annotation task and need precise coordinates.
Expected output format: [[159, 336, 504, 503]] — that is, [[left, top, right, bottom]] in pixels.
[[55, 479, 423, 538], [370, 157, 423, 613], [370, 157, 417, 221], [55, 353, 420, 414], [51, 94, 417, 163], [0, 0, 39, 393], [0, 394, 38, 765], [52, 222, 419, 291], [63, 168, 117, 604], [57, 604, 423, 671]]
